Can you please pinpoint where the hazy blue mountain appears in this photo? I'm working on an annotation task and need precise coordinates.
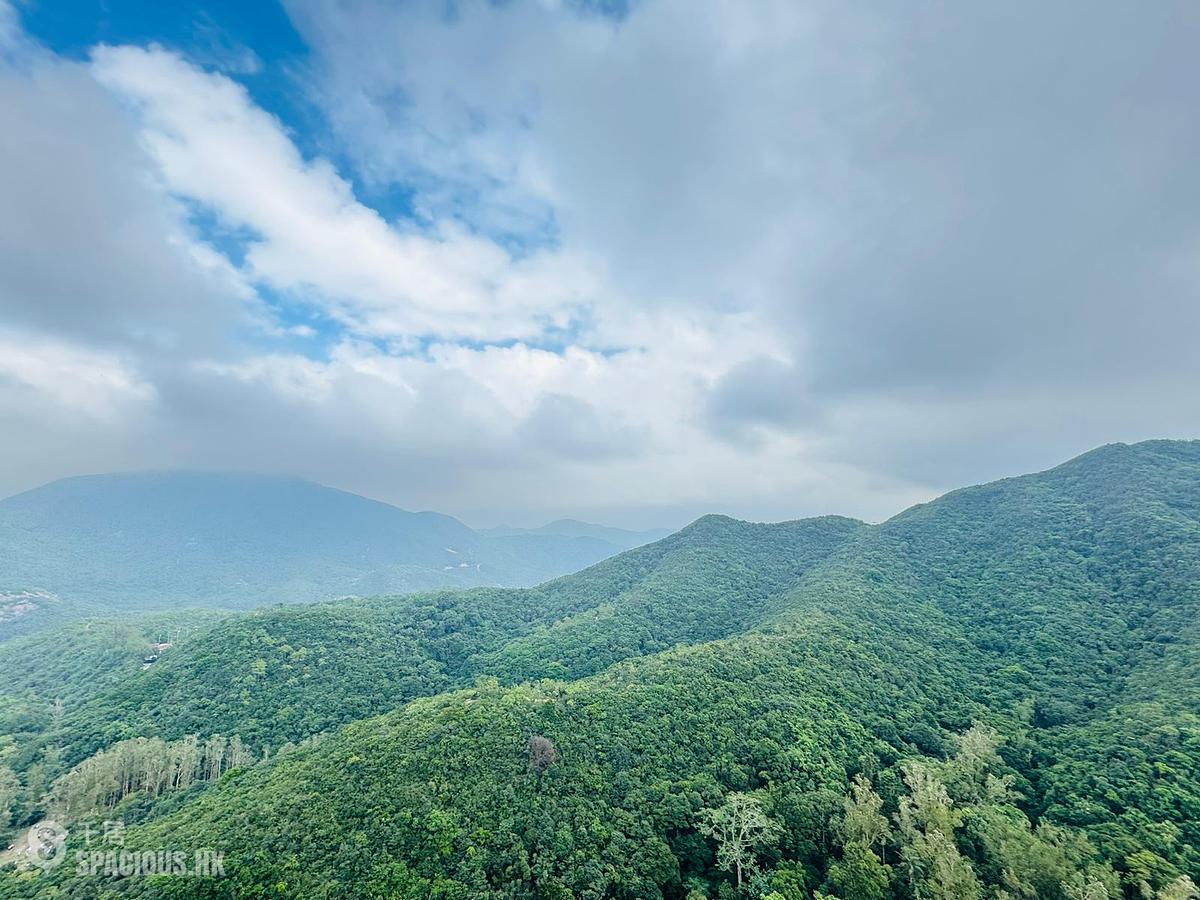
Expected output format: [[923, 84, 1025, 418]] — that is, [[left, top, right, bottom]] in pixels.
[[0, 471, 667, 639], [479, 517, 671, 548]]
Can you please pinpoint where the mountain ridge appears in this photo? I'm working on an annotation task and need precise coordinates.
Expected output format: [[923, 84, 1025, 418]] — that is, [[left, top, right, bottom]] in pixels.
[[0, 470, 676, 640], [2, 440, 1199, 897], [81, 438, 1195, 896]]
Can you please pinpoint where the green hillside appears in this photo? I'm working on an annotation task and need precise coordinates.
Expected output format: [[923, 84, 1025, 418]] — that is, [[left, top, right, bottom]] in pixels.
[[16, 515, 863, 773], [1, 442, 1198, 899]]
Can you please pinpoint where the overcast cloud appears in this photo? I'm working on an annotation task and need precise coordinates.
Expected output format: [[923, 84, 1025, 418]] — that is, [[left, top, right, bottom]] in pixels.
[[0, 0, 1197, 528]]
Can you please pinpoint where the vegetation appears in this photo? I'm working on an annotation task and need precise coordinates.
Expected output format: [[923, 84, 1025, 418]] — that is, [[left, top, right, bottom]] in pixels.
[[0, 611, 228, 826], [4, 514, 857, 778], [0, 440, 1198, 898], [46, 733, 256, 819]]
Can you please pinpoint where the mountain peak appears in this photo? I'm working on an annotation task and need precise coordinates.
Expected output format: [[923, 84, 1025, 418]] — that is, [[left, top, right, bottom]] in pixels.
[[0, 471, 662, 634]]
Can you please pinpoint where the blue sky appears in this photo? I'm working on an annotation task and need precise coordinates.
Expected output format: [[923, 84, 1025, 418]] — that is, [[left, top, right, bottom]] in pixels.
[[21, 0, 375, 358], [1, 0, 1199, 527], [22, 1, 306, 110], [21, 2, 318, 170], [16, 0, 588, 360]]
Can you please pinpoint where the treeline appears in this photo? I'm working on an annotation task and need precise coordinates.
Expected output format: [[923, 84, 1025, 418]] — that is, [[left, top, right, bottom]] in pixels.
[[686, 725, 1187, 899], [799, 726, 1196, 900], [49, 675, 1198, 899], [46, 734, 256, 820], [0, 613, 226, 829]]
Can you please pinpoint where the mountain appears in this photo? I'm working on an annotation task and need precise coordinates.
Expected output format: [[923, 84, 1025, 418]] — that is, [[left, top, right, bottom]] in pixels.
[[481, 518, 672, 548], [1, 441, 1199, 897], [10, 514, 863, 772], [0, 472, 674, 640]]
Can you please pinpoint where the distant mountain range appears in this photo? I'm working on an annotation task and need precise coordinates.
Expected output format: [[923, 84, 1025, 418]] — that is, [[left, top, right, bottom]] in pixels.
[[479, 518, 672, 545], [0, 471, 672, 639]]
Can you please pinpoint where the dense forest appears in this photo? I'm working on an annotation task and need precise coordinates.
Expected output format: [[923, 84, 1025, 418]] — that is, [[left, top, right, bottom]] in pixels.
[[0, 441, 1198, 898]]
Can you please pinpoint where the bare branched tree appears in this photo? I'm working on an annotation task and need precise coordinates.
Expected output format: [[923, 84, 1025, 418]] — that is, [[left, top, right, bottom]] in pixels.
[[527, 735, 558, 773]]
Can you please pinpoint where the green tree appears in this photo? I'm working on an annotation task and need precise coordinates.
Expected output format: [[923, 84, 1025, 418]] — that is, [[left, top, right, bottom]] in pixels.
[[698, 793, 781, 890], [826, 844, 890, 900], [841, 774, 890, 857], [943, 723, 1012, 805], [896, 762, 980, 900], [1157, 876, 1199, 900], [765, 860, 807, 900], [0, 767, 19, 826], [1063, 878, 1109, 900]]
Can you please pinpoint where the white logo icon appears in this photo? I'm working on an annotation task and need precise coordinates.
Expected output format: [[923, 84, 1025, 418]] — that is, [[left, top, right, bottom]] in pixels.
[[26, 820, 68, 871]]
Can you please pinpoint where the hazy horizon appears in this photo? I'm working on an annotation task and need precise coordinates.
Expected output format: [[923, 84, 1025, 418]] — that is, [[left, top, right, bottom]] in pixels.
[[2, 0, 1198, 529], [5, 437, 1190, 533], [0, 466, 688, 532]]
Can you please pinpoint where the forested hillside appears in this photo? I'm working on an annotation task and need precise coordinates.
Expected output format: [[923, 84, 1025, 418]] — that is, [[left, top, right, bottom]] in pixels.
[[1, 442, 1198, 899], [0, 472, 669, 640], [4, 515, 863, 777]]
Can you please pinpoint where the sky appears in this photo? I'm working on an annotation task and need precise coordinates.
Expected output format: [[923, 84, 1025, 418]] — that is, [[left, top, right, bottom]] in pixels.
[[1, 0, 1198, 529]]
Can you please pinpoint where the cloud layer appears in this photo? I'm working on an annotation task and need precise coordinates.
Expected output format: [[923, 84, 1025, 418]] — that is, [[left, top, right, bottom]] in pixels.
[[1, 0, 1197, 527]]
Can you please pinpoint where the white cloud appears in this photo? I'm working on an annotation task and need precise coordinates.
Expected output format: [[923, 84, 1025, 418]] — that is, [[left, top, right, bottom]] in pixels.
[[0, 330, 155, 420], [65, 35, 835, 525], [285, 0, 879, 314], [4, 0, 1197, 529], [145, 335, 926, 526], [0, 0, 28, 59], [0, 3, 833, 527], [90, 44, 602, 343], [0, 53, 251, 354], [285, 0, 1200, 501]]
